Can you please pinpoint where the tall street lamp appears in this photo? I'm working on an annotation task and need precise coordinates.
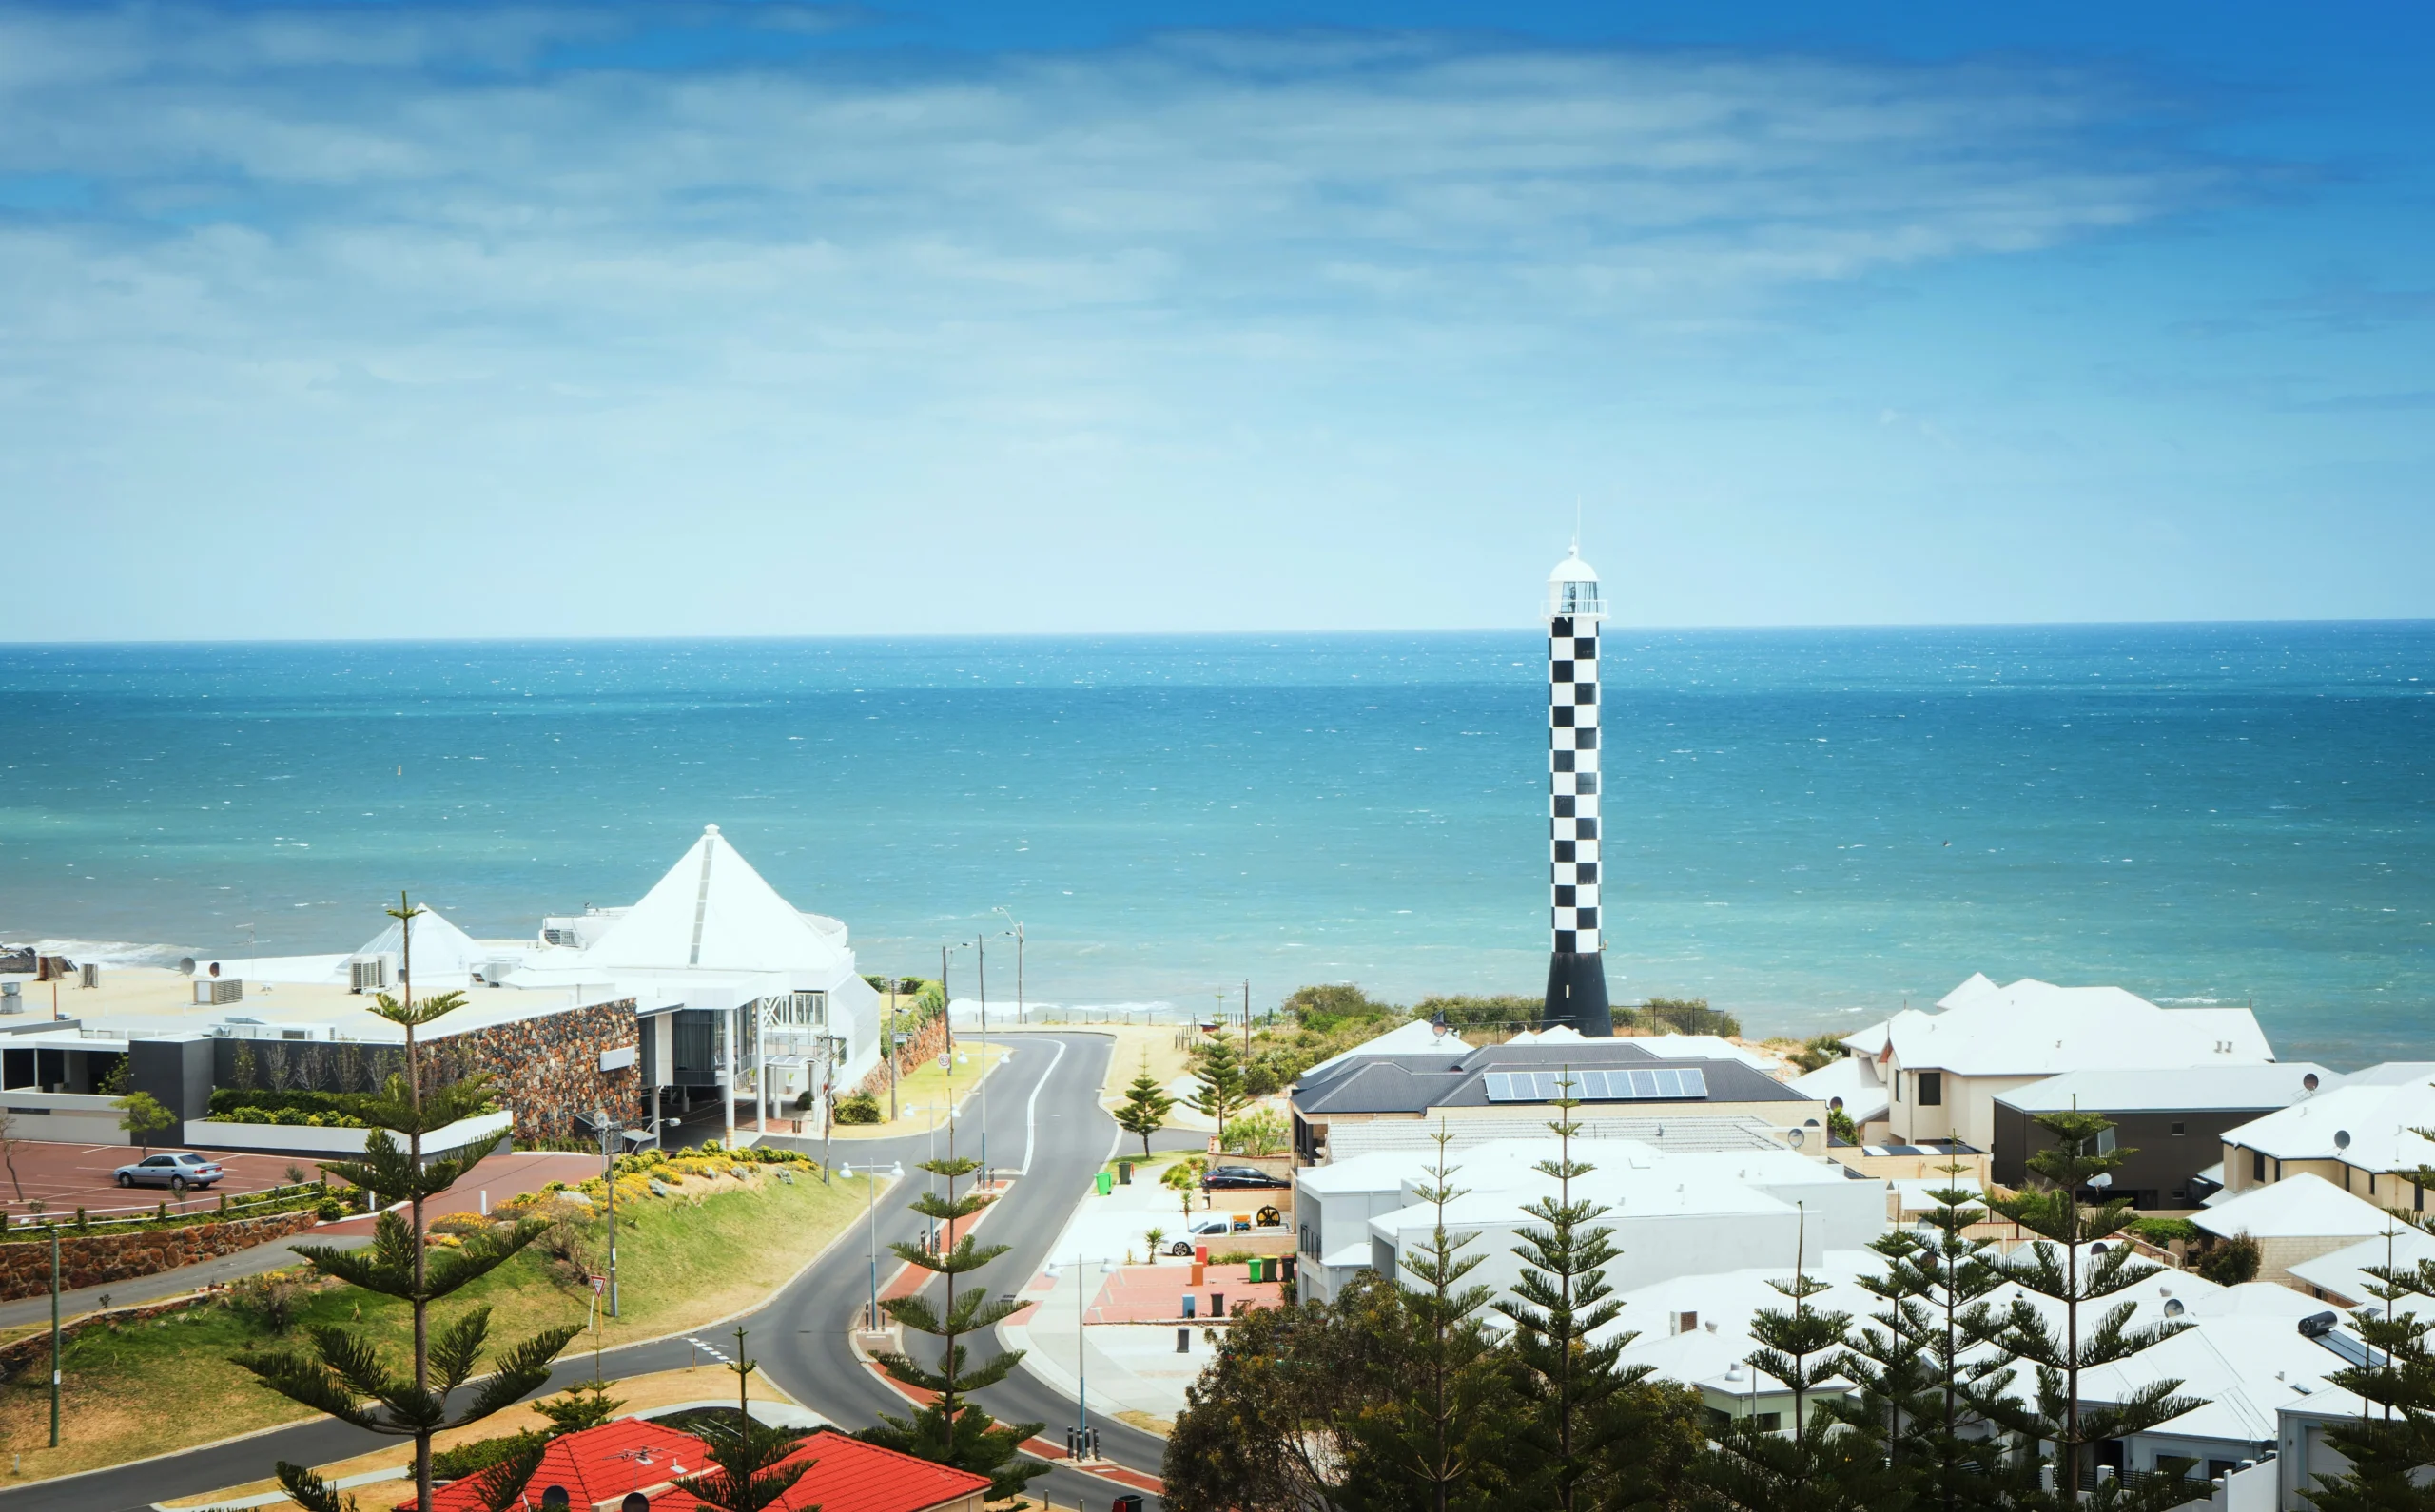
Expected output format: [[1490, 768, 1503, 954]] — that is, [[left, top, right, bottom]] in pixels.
[[1044, 1253, 1118, 1450], [991, 908, 1023, 1026], [838, 1161, 905, 1334]]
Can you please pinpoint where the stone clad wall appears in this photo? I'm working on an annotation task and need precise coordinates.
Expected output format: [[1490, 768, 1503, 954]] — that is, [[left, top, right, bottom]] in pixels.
[[444, 998, 639, 1144], [859, 1014, 948, 1098], [0, 1210, 318, 1303]]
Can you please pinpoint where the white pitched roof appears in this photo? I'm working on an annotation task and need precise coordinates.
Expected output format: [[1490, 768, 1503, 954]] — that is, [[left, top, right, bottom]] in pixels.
[[2287, 1224, 2435, 1307], [1997, 1063, 2334, 1115], [354, 907, 487, 981], [1791, 1056, 1888, 1124], [2192, 1173, 2401, 1242], [2220, 1073, 2435, 1168], [1304, 1018, 1466, 1078], [1627, 1035, 1782, 1073], [572, 825, 851, 976], [1861, 977, 2273, 1076]]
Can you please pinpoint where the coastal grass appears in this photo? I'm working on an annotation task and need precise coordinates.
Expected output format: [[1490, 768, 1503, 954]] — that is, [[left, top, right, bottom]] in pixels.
[[828, 1041, 1011, 1140], [0, 1168, 859, 1485]]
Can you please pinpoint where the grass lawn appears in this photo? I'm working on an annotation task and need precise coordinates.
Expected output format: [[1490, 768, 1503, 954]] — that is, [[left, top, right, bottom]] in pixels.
[[0, 1164, 865, 1485], [829, 1042, 1012, 1140]]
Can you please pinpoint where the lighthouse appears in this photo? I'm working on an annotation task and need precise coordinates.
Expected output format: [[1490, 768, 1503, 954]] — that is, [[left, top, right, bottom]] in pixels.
[[1544, 547, 1614, 1036]]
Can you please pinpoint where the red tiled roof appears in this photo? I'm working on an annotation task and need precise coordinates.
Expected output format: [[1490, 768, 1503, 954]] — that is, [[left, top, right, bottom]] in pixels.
[[401, 1419, 710, 1512], [645, 1428, 991, 1512]]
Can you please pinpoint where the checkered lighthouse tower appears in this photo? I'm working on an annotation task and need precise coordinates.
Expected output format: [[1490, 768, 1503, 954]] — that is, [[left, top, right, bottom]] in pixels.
[[1544, 546, 1614, 1036]]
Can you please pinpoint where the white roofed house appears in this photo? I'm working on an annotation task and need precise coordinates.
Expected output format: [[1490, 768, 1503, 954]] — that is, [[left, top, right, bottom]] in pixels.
[[1847, 974, 2275, 1154], [2189, 1173, 2405, 1289], [508, 825, 882, 1148], [1990, 1062, 2333, 1212], [2213, 1064, 2435, 1212]]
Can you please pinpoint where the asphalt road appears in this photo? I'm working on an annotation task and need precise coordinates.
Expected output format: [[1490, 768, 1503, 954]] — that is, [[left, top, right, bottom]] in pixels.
[[3, 1033, 1176, 1512]]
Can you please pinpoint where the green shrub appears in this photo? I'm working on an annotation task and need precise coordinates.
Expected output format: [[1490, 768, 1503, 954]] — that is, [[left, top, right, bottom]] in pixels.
[[1412, 994, 1541, 1031], [432, 1431, 541, 1481], [833, 1092, 882, 1125], [315, 1195, 350, 1222], [1640, 997, 1742, 1038], [2127, 1216, 2200, 1248], [2194, 1232, 2262, 1286]]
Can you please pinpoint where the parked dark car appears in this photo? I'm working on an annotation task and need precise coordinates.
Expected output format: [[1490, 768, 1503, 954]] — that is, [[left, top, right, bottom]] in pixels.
[[1200, 1164, 1290, 1191], [114, 1152, 225, 1191]]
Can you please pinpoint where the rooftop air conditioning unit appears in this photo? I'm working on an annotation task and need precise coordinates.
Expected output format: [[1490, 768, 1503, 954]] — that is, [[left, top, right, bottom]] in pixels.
[[195, 978, 244, 1006], [349, 959, 388, 994], [0, 982, 19, 1014], [79, 962, 99, 989], [543, 927, 579, 947]]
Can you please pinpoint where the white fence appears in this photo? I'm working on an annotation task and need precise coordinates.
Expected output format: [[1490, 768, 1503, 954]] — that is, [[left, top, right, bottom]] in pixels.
[[1, 1091, 133, 1144], [185, 1109, 514, 1159]]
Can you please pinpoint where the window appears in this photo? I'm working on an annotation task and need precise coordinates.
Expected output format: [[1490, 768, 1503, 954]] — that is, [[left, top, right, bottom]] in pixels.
[[1893, 1071, 1902, 1103], [1917, 1072, 1942, 1107], [2251, 1149, 2267, 1183], [1754, 1413, 1782, 1432], [2171, 1121, 2186, 1136]]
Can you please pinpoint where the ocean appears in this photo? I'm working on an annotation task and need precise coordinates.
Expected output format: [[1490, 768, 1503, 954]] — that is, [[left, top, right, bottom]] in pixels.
[[1, 625, 2428, 1066]]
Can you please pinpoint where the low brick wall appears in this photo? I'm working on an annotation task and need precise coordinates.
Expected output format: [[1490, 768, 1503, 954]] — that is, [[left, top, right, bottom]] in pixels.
[[0, 1209, 319, 1302]]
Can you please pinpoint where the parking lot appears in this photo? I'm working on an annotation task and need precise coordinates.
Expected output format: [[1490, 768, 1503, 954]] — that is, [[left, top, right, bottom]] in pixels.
[[0, 1141, 303, 1221]]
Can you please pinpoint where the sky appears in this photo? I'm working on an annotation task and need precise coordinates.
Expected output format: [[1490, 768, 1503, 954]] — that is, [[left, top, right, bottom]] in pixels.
[[0, 1, 2428, 639]]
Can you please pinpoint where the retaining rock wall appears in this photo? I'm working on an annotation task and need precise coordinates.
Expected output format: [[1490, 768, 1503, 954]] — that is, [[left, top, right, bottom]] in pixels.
[[0, 1210, 319, 1303]]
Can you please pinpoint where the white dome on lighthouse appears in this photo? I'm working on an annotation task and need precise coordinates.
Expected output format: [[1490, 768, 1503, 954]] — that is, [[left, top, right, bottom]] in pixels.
[[1544, 547, 1605, 621]]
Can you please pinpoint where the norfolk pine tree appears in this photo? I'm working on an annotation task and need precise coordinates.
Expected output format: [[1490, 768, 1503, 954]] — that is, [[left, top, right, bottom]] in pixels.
[[862, 1119, 1050, 1500], [677, 1327, 816, 1512], [1696, 1207, 1896, 1512], [1988, 1109, 2202, 1509], [1116, 1054, 1177, 1158], [237, 895, 577, 1512], [1346, 1121, 1526, 1512], [1492, 1070, 1635, 1512], [2308, 1134, 2435, 1510], [1189, 1032, 1251, 1147], [1844, 1160, 2036, 1511]]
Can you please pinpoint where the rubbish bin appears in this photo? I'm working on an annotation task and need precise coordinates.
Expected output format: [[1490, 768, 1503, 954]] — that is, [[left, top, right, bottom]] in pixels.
[[1115, 1496, 1146, 1512], [1248, 1257, 1266, 1283], [1117, 1161, 1133, 1185], [1212, 1292, 1226, 1317], [1181, 1294, 1197, 1319], [1095, 1171, 1113, 1196]]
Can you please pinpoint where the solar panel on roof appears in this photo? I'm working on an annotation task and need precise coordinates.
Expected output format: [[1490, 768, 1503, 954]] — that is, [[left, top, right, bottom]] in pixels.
[[1480, 1064, 1710, 1102]]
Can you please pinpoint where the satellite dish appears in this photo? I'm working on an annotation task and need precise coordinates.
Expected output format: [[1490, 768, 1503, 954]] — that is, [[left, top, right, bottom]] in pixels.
[[176, 957, 196, 976], [2164, 1299, 2185, 1318], [2304, 1073, 2321, 1093], [2335, 1130, 2352, 1151], [1786, 1128, 1806, 1149]]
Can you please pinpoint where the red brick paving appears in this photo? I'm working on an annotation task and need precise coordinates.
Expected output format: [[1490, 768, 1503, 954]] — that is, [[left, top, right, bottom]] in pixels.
[[1081, 1262, 1281, 1324], [0, 1141, 302, 1222]]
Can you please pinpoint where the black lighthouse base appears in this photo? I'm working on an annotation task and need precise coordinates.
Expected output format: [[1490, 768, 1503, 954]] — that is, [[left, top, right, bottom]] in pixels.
[[1543, 951, 1613, 1037]]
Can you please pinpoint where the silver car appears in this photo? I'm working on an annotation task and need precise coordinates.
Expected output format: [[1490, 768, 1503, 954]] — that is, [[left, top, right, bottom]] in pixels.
[[113, 1152, 225, 1191]]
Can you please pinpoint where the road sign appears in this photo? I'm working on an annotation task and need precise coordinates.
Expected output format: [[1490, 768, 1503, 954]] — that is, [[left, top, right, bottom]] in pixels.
[[894, 1033, 909, 1045], [590, 1276, 606, 1296], [937, 1053, 950, 1072]]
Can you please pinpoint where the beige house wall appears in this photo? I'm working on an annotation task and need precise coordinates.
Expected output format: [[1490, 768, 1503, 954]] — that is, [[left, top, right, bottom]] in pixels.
[[1883, 1063, 2036, 1150]]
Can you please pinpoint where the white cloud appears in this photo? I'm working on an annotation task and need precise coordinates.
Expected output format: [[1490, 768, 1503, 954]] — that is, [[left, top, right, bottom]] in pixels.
[[0, 6, 2258, 637]]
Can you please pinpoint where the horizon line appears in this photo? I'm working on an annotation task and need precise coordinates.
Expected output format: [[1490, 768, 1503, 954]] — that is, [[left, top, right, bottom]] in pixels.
[[4, 615, 2433, 651]]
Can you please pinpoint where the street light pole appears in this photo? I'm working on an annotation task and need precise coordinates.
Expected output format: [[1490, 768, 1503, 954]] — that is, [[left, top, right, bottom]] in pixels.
[[842, 1162, 902, 1332], [48, 1223, 60, 1446], [975, 933, 988, 1186], [992, 908, 1023, 1027], [596, 1105, 621, 1318]]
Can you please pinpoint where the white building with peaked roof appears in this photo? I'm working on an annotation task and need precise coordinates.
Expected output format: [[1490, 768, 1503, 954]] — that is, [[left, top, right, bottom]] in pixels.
[[511, 824, 882, 1144], [2214, 1064, 2435, 1214], [1841, 975, 2275, 1152]]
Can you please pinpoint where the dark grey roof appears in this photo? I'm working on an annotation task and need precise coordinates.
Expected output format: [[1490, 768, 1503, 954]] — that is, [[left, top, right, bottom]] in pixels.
[[1293, 1038, 1806, 1115]]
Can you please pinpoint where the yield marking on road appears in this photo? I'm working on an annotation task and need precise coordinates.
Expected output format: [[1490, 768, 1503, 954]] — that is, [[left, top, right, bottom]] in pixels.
[[684, 1335, 733, 1365]]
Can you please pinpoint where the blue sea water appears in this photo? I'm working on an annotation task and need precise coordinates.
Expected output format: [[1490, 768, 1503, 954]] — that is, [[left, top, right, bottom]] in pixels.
[[1, 626, 2430, 1066]]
